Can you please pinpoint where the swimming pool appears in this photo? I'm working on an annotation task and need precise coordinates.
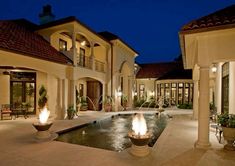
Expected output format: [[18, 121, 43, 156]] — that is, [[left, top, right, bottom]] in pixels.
[[56, 113, 167, 152]]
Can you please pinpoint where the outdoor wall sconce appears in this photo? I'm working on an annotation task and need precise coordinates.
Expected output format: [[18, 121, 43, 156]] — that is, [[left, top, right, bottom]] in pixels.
[[150, 91, 154, 96], [211, 64, 217, 73], [117, 90, 122, 97], [81, 41, 86, 46]]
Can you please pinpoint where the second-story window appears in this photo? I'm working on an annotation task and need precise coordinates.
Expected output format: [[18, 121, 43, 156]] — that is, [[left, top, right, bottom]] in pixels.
[[59, 39, 67, 51]]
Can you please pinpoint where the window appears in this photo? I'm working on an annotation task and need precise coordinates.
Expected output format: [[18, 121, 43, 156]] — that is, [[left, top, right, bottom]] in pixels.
[[139, 84, 145, 99], [79, 84, 84, 97], [171, 83, 177, 105], [59, 39, 67, 51], [78, 48, 85, 67], [222, 62, 229, 114], [178, 83, 183, 104]]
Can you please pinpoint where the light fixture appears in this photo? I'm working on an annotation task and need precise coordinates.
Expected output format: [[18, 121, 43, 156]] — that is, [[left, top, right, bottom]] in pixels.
[[150, 91, 154, 96], [134, 91, 137, 96], [81, 41, 86, 46], [117, 90, 122, 97], [211, 64, 217, 73]]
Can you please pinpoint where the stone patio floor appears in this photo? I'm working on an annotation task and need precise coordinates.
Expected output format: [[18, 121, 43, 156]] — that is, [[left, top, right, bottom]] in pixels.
[[0, 108, 234, 166]]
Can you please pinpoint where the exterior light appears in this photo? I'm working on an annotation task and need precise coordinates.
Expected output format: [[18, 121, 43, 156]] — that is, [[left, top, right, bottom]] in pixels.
[[117, 90, 122, 97], [81, 41, 86, 46], [150, 91, 154, 96], [211, 64, 217, 73], [134, 91, 137, 96]]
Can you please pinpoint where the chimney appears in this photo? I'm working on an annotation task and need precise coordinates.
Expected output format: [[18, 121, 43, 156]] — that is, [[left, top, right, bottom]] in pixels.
[[39, 5, 55, 25]]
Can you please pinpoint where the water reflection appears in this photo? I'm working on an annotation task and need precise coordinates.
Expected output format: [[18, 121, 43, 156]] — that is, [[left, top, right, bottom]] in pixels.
[[57, 114, 167, 152]]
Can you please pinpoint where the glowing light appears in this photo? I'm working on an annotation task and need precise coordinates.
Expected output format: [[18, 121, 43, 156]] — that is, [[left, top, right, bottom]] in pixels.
[[117, 90, 122, 97], [81, 41, 86, 46], [39, 107, 50, 124], [132, 113, 147, 136], [211, 65, 217, 73]]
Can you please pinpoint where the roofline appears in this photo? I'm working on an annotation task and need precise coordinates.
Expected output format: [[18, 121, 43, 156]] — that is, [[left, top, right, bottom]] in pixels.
[[179, 23, 235, 69], [112, 38, 138, 56], [180, 23, 235, 35], [0, 47, 73, 66], [37, 16, 111, 46]]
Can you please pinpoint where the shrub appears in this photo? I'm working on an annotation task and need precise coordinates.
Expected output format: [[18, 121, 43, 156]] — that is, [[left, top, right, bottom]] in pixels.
[[177, 103, 193, 109]]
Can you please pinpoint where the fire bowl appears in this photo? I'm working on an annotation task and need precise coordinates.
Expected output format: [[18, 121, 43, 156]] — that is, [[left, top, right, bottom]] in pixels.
[[128, 131, 151, 146], [33, 122, 53, 131], [128, 131, 151, 157], [32, 122, 53, 139]]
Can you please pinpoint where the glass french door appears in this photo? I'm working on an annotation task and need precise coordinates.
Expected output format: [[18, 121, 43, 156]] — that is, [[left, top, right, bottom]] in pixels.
[[11, 81, 36, 114]]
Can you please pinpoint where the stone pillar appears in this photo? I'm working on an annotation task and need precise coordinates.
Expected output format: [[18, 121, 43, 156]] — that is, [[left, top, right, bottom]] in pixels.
[[0, 74, 10, 105], [56, 79, 66, 119], [195, 67, 211, 149], [215, 63, 222, 114], [68, 79, 76, 110], [193, 80, 199, 119], [71, 32, 77, 66], [90, 42, 95, 70], [229, 62, 235, 114]]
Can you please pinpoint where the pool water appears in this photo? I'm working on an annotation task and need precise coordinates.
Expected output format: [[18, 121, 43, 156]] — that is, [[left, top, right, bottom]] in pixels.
[[56, 114, 167, 152]]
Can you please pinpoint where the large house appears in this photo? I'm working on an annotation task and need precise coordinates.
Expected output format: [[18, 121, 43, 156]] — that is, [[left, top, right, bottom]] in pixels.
[[179, 4, 235, 148], [135, 60, 193, 106], [0, 5, 138, 119]]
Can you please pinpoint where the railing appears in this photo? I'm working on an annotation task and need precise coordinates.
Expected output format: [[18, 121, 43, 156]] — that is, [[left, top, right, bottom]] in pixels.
[[77, 54, 92, 69], [95, 60, 105, 73]]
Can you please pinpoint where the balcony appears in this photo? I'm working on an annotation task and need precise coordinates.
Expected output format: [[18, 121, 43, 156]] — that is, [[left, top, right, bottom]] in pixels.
[[77, 54, 92, 69], [77, 54, 106, 73], [95, 60, 105, 73]]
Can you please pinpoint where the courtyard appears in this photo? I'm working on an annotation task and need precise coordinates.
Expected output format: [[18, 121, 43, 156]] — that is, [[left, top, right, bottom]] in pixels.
[[0, 109, 234, 166]]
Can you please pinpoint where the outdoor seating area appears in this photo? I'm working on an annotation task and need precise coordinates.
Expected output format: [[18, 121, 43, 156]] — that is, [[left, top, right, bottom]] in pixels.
[[0, 103, 29, 120], [0, 104, 12, 120]]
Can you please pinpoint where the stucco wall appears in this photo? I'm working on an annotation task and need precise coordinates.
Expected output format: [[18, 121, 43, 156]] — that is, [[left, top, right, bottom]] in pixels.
[[229, 61, 235, 114], [136, 79, 155, 101], [0, 73, 10, 105]]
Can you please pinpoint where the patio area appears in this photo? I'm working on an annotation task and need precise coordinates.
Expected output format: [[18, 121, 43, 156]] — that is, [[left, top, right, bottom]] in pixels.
[[0, 109, 234, 166]]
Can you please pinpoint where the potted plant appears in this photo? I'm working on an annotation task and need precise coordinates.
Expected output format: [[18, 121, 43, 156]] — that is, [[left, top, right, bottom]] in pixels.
[[218, 113, 235, 150], [103, 96, 112, 112], [38, 85, 48, 109], [121, 95, 128, 111], [80, 97, 88, 111], [76, 89, 81, 113], [67, 105, 76, 119]]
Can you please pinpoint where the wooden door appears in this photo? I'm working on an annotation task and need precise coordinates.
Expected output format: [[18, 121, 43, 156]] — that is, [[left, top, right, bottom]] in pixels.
[[87, 81, 102, 111]]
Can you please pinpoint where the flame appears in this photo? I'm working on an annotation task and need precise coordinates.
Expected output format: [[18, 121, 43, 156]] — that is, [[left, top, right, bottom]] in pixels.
[[132, 113, 147, 136], [39, 107, 50, 124]]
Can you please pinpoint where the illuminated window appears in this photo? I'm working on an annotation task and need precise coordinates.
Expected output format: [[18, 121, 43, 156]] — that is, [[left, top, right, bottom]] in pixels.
[[59, 39, 67, 51], [139, 84, 145, 99]]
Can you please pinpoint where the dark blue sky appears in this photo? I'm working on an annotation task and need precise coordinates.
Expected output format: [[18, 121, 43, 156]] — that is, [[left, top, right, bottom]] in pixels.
[[1, 0, 235, 63]]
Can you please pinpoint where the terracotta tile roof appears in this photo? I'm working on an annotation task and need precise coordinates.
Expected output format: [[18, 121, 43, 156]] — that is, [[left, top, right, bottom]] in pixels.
[[181, 4, 235, 32], [0, 19, 72, 65], [136, 61, 192, 80]]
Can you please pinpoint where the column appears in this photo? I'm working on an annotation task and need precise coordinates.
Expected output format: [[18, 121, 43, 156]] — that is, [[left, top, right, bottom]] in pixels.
[[229, 62, 235, 114], [55, 79, 66, 119], [195, 66, 211, 149], [71, 32, 77, 66], [193, 80, 199, 119], [68, 79, 76, 110], [90, 42, 95, 70], [0, 74, 10, 105], [215, 63, 222, 114]]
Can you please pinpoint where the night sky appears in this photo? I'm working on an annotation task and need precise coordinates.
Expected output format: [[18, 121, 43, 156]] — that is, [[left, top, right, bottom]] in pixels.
[[1, 0, 235, 63]]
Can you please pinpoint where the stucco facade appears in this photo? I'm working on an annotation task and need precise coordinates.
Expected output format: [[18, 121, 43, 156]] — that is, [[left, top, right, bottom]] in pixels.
[[179, 5, 235, 148], [0, 15, 137, 119]]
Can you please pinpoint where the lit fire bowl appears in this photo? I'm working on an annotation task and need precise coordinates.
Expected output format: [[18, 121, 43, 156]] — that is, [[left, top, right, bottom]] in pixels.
[[33, 122, 53, 139], [128, 131, 151, 157]]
